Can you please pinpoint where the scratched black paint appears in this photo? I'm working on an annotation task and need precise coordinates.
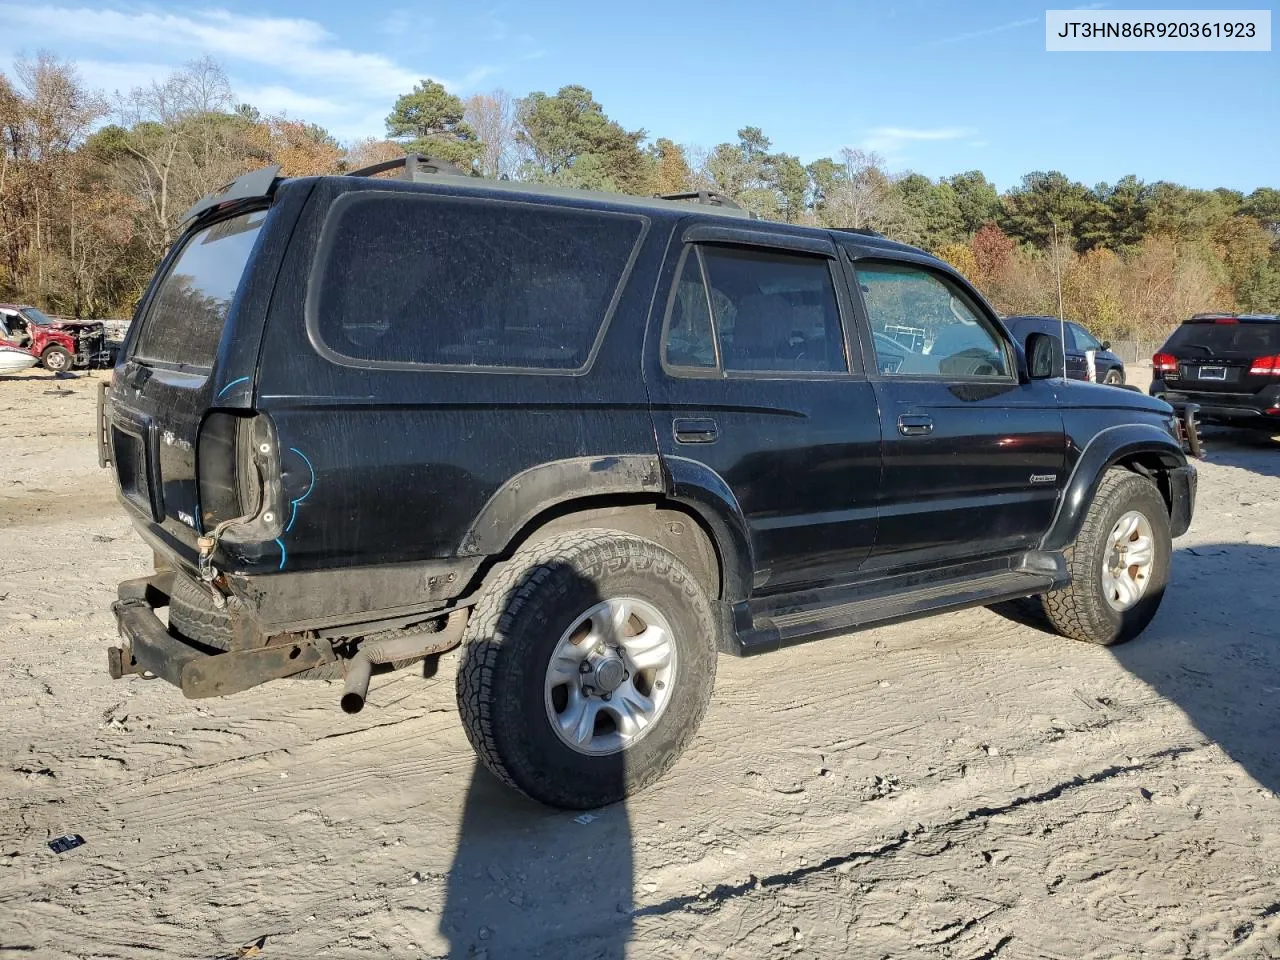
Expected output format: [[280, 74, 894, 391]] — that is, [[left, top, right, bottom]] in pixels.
[[105, 170, 1193, 641]]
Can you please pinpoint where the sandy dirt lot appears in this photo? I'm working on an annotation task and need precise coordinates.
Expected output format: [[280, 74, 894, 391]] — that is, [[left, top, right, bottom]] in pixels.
[[2, 366, 1278, 960]]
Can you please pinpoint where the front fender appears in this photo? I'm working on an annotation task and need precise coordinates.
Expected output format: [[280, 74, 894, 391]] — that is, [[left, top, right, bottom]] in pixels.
[[1040, 423, 1188, 552]]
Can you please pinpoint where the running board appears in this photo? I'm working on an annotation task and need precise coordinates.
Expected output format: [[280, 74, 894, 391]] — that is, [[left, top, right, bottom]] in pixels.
[[733, 569, 1056, 656]]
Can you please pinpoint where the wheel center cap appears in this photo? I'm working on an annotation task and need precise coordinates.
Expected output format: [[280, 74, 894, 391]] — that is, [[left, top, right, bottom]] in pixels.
[[592, 656, 627, 693]]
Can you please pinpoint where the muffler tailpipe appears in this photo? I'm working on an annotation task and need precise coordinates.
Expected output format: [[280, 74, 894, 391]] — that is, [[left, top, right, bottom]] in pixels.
[[340, 609, 468, 714]]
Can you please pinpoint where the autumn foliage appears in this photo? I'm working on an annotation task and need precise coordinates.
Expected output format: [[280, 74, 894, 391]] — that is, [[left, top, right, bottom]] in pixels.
[[2, 54, 1277, 339]]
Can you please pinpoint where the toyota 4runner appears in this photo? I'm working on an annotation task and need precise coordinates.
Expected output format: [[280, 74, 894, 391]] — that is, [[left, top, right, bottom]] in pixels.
[[101, 157, 1198, 809]]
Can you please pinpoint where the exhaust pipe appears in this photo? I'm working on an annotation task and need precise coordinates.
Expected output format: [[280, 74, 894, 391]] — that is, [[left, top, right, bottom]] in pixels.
[[340, 609, 468, 714]]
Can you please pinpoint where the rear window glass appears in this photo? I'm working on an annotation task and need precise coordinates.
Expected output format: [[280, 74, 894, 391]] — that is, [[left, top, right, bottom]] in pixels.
[[311, 193, 645, 370], [133, 210, 267, 369], [1166, 322, 1280, 357]]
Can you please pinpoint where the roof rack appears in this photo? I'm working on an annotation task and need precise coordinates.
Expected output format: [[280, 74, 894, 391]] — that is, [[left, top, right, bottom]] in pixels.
[[657, 190, 743, 210], [837, 227, 885, 238], [346, 153, 470, 180]]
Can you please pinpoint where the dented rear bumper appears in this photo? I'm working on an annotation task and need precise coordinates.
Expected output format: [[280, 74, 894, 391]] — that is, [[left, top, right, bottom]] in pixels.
[[108, 573, 335, 698]]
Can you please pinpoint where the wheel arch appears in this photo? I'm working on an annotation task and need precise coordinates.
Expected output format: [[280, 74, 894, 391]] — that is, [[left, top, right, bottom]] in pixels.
[[459, 455, 754, 602], [1041, 424, 1187, 551]]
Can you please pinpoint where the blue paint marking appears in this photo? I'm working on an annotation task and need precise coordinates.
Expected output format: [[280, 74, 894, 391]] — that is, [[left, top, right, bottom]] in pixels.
[[215, 376, 250, 400], [285, 447, 315, 533], [274, 538, 287, 571]]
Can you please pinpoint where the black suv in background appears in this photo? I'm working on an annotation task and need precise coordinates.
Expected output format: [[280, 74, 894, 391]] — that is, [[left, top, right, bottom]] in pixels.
[[101, 157, 1197, 809], [1150, 313, 1280, 431], [1002, 315, 1127, 385]]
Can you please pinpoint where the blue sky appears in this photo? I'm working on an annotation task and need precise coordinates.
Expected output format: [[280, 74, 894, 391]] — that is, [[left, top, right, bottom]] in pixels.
[[1, 0, 1275, 191]]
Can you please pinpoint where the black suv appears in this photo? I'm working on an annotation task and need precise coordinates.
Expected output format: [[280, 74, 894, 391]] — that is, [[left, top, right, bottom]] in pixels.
[[101, 157, 1197, 809], [1002, 315, 1127, 385], [1150, 313, 1280, 430]]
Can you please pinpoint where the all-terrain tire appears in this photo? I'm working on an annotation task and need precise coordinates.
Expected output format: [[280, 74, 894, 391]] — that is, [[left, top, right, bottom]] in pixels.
[[456, 529, 719, 809], [41, 344, 72, 372], [1038, 467, 1171, 646]]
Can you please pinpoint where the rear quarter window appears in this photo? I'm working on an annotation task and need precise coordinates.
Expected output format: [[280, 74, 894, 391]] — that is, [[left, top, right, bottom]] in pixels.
[[309, 192, 647, 372], [132, 210, 268, 370]]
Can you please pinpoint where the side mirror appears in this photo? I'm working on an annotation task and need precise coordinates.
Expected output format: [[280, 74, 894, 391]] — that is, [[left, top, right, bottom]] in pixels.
[[1026, 332, 1065, 379], [1100, 339, 1111, 351]]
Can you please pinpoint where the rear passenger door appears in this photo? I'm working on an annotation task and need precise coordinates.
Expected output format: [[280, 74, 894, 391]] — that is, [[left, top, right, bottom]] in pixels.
[[845, 254, 1066, 570], [645, 225, 882, 595]]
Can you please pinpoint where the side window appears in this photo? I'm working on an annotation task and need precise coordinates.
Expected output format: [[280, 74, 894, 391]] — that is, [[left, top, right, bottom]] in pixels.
[[856, 262, 1011, 379], [312, 193, 645, 371], [1071, 323, 1102, 351], [662, 249, 717, 369], [702, 246, 848, 374]]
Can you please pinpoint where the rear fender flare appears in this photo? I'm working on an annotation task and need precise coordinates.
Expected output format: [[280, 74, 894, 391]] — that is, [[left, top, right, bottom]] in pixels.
[[460, 455, 665, 556], [1041, 423, 1187, 551]]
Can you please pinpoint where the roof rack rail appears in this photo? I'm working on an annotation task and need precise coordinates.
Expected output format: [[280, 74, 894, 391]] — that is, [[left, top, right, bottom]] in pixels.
[[657, 190, 743, 210], [346, 153, 470, 180], [837, 227, 885, 238]]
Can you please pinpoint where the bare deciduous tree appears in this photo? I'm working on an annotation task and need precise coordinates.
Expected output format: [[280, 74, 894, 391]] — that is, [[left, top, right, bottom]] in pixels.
[[464, 89, 517, 178]]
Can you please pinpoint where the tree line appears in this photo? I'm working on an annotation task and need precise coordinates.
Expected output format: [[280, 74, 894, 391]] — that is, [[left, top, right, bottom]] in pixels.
[[3, 54, 1277, 339]]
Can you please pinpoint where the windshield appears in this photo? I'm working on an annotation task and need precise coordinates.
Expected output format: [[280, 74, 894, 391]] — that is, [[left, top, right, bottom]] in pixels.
[[23, 307, 54, 326], [1165, 322, 1280, 357]]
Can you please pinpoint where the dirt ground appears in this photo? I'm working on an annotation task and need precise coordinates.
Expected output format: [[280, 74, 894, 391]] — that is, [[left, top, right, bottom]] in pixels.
[[2, 365, 1278, 960]]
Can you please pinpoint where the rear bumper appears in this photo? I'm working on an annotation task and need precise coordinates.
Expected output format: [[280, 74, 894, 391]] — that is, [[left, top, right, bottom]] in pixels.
[[108, 573, 335, 697], [1151, 381, 1280, 425]]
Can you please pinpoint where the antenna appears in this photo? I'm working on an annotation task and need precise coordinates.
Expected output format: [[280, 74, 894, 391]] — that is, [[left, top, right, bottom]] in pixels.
[[1053, 220, 1067, 377]]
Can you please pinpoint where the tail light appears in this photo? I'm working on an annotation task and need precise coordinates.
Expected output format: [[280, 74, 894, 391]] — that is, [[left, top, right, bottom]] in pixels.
[[1249, 355, 1280, 376], [1153, 352, 1179, 375]]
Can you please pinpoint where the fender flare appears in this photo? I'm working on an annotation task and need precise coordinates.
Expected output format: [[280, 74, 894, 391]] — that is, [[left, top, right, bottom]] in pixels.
[[660, 456, 754, 602], [459, 454, 755, 603], [460, 455, 665, 556], [1040, 423, 1187, 552]]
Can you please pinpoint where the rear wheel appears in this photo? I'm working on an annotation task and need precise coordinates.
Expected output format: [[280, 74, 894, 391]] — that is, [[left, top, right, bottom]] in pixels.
[[456, 529, 718, 809], [41, 345, 72, 372], [1038, 468, 1171, 646]]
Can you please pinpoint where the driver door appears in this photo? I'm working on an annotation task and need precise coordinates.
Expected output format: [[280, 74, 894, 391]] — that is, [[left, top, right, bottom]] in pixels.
[[844, 254, 1066, 571]]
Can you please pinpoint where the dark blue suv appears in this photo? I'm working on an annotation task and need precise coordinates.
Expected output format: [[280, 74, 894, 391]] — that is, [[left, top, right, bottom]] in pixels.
[[1003, 315, 1127, 385]]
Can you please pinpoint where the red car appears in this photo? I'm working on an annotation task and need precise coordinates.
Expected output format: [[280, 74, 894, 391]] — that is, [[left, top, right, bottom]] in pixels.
[[0, 303, 111, 372]]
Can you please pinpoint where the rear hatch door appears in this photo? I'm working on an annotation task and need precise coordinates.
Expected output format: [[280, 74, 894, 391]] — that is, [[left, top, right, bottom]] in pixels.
[[1166, 319, 1280, 395], [106, 202, 285, 563]]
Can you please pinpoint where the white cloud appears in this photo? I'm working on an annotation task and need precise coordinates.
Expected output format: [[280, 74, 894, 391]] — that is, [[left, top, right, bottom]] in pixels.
[[234, 85, 345, 120], [0, 4, 521, 142], [862, 126, 978, 154], [0, 4, 434, 99]]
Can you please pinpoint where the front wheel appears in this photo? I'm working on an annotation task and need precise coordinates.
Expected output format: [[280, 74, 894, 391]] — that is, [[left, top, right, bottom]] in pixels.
[[41, 345, 72, 372], [1039, 468, 1171, 646], [1103, 367, 1125, 386], [456, 529, 718, 809]]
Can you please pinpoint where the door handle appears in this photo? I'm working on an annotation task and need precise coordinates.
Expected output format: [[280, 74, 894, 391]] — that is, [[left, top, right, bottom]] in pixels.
[[673, 417, 719, 444], [897, 414, 933, 437]]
